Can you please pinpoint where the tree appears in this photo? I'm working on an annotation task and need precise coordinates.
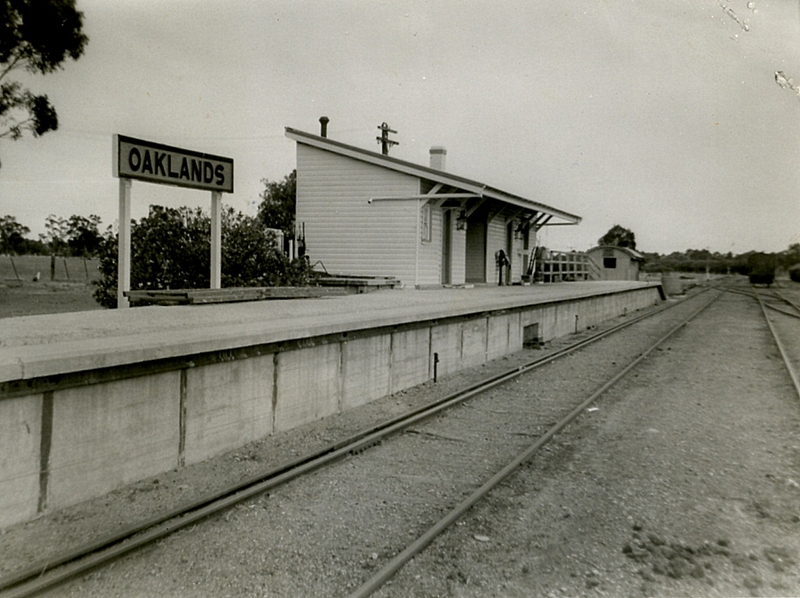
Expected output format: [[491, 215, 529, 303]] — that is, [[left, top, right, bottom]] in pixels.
[[257, 170, 296, 239], [0, 214, 29, 253], [39, 213, 68, 255], [779, 242, 800, 270], [0, 0, 88, 166], [65, 213, 102, 256], [598, 224, 637, 250]]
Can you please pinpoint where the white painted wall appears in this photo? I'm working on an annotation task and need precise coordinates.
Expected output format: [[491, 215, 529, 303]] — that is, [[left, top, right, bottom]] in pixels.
[[586, 247, 641, 281], [296, 144, 420, 285]]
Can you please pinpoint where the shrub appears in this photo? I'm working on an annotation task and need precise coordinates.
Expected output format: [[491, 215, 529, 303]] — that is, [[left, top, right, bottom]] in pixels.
[[93, 205, 315, 308]]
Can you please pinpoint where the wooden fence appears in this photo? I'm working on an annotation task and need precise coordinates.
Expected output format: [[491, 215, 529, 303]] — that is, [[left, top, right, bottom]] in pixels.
[[530, 250, 599, 283], [0, 255, 101, 282]]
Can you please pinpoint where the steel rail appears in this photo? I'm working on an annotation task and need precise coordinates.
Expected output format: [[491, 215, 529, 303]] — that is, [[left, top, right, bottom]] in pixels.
[[744, 287, 800, 320], [721, 286, 800, 400], [754, 290, 800, 402], [764, 302, 800, 320], [720, 285, 798, 318], [772, 289, 800, 316], [0, 286, 708, 598], [719, 285, 756, 297], [346, 291, 721, 598]]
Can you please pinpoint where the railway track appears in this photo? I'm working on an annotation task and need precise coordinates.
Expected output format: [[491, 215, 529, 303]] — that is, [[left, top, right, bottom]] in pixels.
[[755, 286, 800, 401], [0, 284, 728, 597], [721, 281, 800, 402], [343, 281, 800, 598], [370, 279, 800, 597], [347, 289, 720, 598]]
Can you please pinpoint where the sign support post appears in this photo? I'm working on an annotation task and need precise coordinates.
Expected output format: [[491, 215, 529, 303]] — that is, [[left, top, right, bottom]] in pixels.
[[211, 191, 222, 289], [118, 177, 132, 309]]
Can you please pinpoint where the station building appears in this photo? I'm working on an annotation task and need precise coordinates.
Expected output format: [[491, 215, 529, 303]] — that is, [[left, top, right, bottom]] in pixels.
[[285, 124, 581, 287], [586, 245, 645, 281]]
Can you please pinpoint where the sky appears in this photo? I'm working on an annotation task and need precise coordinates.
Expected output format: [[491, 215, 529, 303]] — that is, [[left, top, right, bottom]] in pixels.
[[1, 0, 798, 255]]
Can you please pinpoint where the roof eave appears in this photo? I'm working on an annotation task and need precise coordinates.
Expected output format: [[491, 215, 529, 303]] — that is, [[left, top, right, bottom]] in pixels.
[[593, 245, 644, 260], [285, 127, 581, 224]]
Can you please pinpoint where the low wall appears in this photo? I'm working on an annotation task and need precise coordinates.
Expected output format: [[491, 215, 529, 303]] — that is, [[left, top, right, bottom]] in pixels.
[[0, 285, 661, 529]]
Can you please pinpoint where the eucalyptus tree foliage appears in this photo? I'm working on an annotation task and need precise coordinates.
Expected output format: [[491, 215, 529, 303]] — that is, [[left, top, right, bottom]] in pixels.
[[0, 0, 88, 166], [0, 214, 29, 253], [598, 224, 637, 250], [257, 170, 296, 239]]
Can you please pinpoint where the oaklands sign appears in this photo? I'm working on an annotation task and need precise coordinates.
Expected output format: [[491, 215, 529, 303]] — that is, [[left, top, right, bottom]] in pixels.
[[112, 134, 235, 308], [113, 134, 234, 193]]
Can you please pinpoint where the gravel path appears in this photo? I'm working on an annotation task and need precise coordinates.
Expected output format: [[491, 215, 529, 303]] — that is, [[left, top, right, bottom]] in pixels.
[[4, 282, 799, 598]]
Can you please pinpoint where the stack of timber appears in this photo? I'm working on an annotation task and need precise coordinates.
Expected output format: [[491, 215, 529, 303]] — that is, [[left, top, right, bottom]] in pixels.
[[125, 286, 348, 306], [313, 274, 401, 293]]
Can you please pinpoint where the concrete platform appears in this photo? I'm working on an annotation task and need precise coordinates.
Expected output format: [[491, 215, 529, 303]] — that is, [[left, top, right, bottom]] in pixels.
[[0, 281, 659, 382], [0, 281, 662, 529]]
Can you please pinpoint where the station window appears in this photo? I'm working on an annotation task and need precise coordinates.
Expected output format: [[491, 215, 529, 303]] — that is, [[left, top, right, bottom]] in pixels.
[[420, 204, 432, 242], [603, 257, 617, 269]]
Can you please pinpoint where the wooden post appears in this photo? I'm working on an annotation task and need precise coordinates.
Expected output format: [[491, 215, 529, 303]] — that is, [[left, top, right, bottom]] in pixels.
[[9, 256, 20, 281], [118, 177, 132, 308], [210, 190, 222, 289]]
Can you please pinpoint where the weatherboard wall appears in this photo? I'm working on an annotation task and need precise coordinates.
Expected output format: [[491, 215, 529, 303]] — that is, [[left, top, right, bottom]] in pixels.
[[295, 144, 470, 288], [586, 246, 641, 282], [296, 143, 419, 285]]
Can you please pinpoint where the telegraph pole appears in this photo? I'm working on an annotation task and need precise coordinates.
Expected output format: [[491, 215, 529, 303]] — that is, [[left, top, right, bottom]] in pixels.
[[376, 122, 399, 155]]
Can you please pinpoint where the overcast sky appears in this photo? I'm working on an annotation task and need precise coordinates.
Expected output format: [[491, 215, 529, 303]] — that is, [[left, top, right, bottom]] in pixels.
[[1, 0, 798, 255]]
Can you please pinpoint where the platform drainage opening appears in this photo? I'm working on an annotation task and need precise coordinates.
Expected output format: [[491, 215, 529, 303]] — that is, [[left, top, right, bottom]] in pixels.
[[523, 323, 541, 348]]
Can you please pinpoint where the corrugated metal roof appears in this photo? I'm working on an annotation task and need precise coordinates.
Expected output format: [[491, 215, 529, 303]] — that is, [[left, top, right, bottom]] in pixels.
[[285, 127, 581, 224]]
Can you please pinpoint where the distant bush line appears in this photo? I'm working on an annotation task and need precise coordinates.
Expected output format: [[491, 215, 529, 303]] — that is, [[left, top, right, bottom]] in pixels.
[[641, 246, 799, 277]]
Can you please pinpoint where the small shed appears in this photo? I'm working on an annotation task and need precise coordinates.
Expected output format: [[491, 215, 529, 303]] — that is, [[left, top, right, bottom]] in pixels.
[[586, 245, 645, 281], [286, 124, 581, 288]]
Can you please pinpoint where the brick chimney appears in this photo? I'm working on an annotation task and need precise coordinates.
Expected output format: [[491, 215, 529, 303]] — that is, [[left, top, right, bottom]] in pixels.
[[429, 146, 446, 170]]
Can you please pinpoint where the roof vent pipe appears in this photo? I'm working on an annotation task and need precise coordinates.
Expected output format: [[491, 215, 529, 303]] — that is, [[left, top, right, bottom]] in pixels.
[[319, 116, 329, 138], [430, 146, 446, 170]]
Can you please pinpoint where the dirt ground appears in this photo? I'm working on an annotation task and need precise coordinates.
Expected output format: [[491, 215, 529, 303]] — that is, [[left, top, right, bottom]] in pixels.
[[0, 280, 103, 318], [2, 282, 799, 598]]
